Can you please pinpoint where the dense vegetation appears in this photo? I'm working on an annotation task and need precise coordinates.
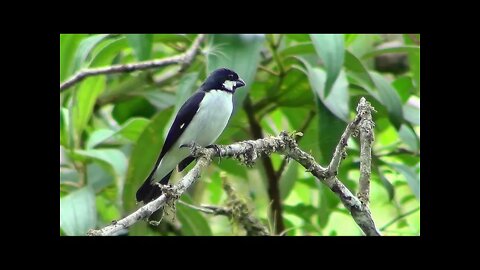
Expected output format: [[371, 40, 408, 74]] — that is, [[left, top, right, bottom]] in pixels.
[[60, 34, 420, 236]]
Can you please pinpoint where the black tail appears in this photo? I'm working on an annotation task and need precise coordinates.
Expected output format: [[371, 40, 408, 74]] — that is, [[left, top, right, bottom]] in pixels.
[[136, 170, 173, 204]]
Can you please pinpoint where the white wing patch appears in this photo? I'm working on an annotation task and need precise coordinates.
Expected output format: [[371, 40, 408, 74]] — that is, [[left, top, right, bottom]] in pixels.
[[222, 80, 236, 91], [180, 123, 185, 129]]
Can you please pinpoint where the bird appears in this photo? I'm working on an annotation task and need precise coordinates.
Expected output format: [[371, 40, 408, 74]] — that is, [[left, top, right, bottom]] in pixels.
[[136, 68, 246, 204]]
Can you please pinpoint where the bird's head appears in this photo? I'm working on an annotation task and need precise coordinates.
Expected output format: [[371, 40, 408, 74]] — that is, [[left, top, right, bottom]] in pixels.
[[202, 68, 246, 93]]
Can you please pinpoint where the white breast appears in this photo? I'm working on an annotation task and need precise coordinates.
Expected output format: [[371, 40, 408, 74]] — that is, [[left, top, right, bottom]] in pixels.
[[153, 90, 233, 182], [180, 90, 233, 146]]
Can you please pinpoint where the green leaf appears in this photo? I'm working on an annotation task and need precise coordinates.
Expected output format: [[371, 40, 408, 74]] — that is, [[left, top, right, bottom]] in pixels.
[[392, 76, 414, 103], [206, 34, 265, 109], [280, 161, 299, 200], [87, 163, 114, 192], [116, 118, 150, 142], [152, 34, 192, 43], [72, 76, 106, 138], [72, 34, 109, 73], [404, 36, 420, 93], [86, 129, 115, 149], [60, 186, 97, 236], [86, 118, 150, 149], [176, 195, 213, 236], [317, 182, 340, 228], [370, 72, 404, 130], [361, 45, 420, 59], [344, 50, 375, 90], [388, 163, 420, 201], [280, 42, 315, 57], [126, 34, 153, 61], [285, 34, 310, 42], [71, 149, 127, 179], [60, 34, 88, 82], [89, 37, 128, 68], [112, 96, 156, 125], [175, 72, 200, 111], [403, 103, 420, 126], [283, 203, 317, 222], [141, 91, 176, 110], [60, 108, 70, 148], [123, 108, 174, 212], [300, 58, 349, 164], [310, 34, 345, 97], [398, 124, 419, 153], [377, 168, 395, 201]]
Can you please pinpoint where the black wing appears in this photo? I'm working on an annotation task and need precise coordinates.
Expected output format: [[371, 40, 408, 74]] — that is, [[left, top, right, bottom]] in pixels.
[[144, 91, 206, 182]]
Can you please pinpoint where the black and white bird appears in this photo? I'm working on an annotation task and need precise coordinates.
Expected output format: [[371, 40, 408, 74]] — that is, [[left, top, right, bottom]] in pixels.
[[136, 68, 246, 204]]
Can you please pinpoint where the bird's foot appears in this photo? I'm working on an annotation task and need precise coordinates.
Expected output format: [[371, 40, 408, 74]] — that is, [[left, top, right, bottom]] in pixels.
[[180, 141, 199, 149], [206, 144, 221, 153]]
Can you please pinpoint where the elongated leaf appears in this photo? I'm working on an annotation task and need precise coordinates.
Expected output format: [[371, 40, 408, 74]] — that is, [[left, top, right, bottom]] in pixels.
[[362, 45, 420, 59], [89, 37, 128, 68], [71, 149, 127, 179], [175, 72, 199, 111], [370, 72, 404, 130], [60, 186, 97, 236], [123, 108, 174, 212], [112, 96, 156, 124], [404, 35, 420, 92], [86, 129, 115, 149], [377, 167, 395, 201], [389, 163, 420, 201], [126, 34, 153, 61], [280, 161, 299, 200], [392, 76, 414, 103], [141, 91, 176, 110], [285, 34, 310, 42], [153, 34, 192, 43], [60, 34, 88, 82], [398, 124, 419, 153], [299, 58, 348, 164], [73, 76, 106, 138], [60, 108, 70, 148], [206, 34, 265, 109], [176, 195, 212, 236], [344, 50, 375, 90], [310, 34, 345, 97], [72, 34, 109, 73], [317, 182, 340, 228], [280, 43, 315, 57], [87, 163, 114, 192], [116, 118, 150, 142], [403, 103, 420, 125]]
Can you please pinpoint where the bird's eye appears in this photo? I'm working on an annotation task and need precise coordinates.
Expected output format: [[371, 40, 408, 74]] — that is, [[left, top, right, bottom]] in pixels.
[[228, 74, 234, 79]]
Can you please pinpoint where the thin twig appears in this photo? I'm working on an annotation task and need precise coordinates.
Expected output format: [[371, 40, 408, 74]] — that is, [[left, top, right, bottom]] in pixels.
[[380, 207, 420, 231], [60, 34, 205, 92]]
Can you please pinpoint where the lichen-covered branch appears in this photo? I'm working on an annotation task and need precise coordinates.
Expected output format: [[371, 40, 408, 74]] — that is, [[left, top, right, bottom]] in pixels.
[[60, 34, 205, 92], [88, 97, 380, 236], [357, 98, 375, 205], [179, 177, 270, 236]]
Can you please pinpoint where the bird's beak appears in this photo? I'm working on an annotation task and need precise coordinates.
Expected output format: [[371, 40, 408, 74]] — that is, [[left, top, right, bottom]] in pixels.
[[236, 78, 246, 88]]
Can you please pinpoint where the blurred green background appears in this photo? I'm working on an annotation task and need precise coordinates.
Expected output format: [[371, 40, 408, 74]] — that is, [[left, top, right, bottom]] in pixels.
[[60, 34, 420, 236]]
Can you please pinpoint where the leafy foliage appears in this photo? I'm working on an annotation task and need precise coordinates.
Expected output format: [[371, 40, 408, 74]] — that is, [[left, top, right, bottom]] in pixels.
[[60, 34, 420, 236]]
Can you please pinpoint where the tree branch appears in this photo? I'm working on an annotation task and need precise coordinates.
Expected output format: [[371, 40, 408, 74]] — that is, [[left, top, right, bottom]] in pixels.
[[60, 34, 205, 92], [88, 98, 380, 236], [357, 98, 375, 205]]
